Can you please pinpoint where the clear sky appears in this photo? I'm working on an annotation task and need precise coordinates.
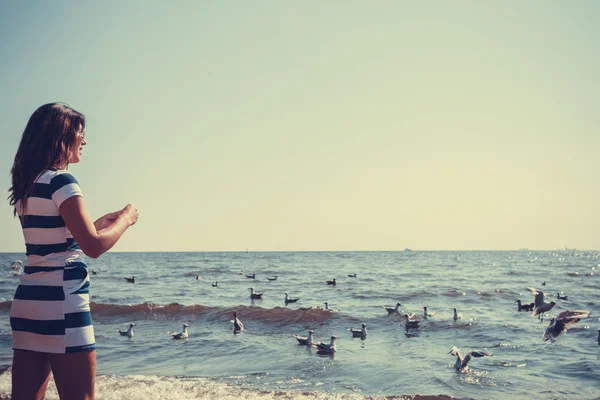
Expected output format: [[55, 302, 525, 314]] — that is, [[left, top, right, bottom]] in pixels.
[[1, 1, 599, 252]]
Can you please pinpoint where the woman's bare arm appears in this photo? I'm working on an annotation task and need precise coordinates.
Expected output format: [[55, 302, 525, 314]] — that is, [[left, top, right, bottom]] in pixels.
[[60, 196, 138, 259]]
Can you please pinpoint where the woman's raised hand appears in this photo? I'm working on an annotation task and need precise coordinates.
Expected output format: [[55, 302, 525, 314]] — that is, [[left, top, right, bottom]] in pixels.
[[121, 204, 139, 226]]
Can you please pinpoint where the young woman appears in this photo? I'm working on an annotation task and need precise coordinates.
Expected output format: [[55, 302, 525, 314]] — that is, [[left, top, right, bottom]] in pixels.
[[8, 103, 139, 400]]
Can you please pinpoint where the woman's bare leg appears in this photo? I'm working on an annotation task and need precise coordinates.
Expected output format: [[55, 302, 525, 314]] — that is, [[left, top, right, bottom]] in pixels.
[[50, 350, 96, 400], [11, 350, 52, 400]]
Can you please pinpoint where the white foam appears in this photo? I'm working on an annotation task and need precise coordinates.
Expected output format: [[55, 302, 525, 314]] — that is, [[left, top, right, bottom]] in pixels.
[[0, 370, 394, 400]]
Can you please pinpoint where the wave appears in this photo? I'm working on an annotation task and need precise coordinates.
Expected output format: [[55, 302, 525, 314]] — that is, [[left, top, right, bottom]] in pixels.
[[0, 369, 463, 400], [0, 300, 335, 326]]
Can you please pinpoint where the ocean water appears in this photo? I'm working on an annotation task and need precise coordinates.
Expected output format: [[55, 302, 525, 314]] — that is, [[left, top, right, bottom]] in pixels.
[[0, 250, 598, 400]]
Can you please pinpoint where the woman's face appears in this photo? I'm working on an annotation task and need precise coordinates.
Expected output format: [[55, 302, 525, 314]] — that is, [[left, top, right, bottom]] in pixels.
[[68, 127, 87, 164]]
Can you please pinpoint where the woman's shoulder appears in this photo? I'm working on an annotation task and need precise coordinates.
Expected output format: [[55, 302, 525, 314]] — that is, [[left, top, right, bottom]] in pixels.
[[37, 169, 80, 188]]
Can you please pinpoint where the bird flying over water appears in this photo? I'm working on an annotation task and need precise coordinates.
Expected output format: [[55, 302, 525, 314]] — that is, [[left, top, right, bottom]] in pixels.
[[117, 323, 135, 338], [292, 329, 314, 345], [543, 310, 591, 341], [169, 324, 189, 339], [449, 346, 492, 370]]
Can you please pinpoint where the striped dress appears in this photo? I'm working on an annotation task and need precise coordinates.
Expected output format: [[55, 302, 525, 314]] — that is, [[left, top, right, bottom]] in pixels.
[[10, 169, 95, 354]]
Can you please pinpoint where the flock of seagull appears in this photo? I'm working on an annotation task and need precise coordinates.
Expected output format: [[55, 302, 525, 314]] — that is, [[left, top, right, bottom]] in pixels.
[[112, 269, 600, 371]]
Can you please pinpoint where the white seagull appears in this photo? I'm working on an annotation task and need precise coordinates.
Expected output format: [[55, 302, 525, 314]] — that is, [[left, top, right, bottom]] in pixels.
[[169, 324, 189, 340], [292, 329, 314, 345], [383, 302, 402, 314], [285, 292, 299, 304], [313, 335, 337, 353], [249, 287, 263, 299], [449, 346, 492, 370], [232, 312, 244, 333], [117, 323, 135, 338], [348, 323, 367, 338]]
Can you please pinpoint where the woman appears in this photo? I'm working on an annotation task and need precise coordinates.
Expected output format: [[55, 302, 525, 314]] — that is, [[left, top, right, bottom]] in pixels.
[[7, 103, 139, 400]]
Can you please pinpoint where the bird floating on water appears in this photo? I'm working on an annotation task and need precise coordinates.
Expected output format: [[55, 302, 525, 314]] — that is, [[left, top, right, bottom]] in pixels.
[[292, 329, 314, 345], [267, 276, 278, 281], [326, 278, 336, 286], [348, 323, 367, 338], [313, 335, 337, 353], [323, 302, 339, 312], [449, 346, 492, 370], [557, 292, 568, 300], [249, 287, 263, 299], [423, 306, 435, 318], [597, 329, 600, 344], [236, 270, 244, 275], [404, 315, 420, 331], [543, 309, 591, 341], [169, 324, 189, 340], [117, 323, 135, 338], [232, 312, 244, 333], [125, 276, 136, 284], [515, 300, 535, 312], [383, 302, 402, 314], [246, 274, 256, 279], [284, 292, 299, 304], [453, 308, 462, 320], [212, 281, 218, 287], [348, 273, 357, 278]]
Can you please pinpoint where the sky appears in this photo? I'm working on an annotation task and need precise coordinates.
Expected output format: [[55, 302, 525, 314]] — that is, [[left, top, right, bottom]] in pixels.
[[0, 1, 599, 252]]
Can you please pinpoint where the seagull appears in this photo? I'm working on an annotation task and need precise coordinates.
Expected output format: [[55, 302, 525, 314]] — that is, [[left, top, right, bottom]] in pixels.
[[543, 310, 591, 341], [267, 276, 278, 281], [453, 308, 462, 320], [117, 323, 135, 338], [246, 274, 256, 279], [236, 270, 244, 275], [125, 276, 136, 283], [557, 292, 568, 300], [323, 302, 339, 312], [348, 323, 367, 338], [284, 292, 299, 304], [326, 278, 336, 286], [515, 300, 535, 312], [169, 324, 189, 340], [532, 291, 556, 319], [347, 273, 357, 278], [423, 306, 435, 318], [212, 281, 218, 287], [313, 335, 337, 353], [10, 260, 23, 271], [383, 302, 402, 314], [292, 329, 314, 345], [232, 312, 244, 333], [449, 346, 492, 370], [249, 287, 263, 299], [404, 314, 420, 331]]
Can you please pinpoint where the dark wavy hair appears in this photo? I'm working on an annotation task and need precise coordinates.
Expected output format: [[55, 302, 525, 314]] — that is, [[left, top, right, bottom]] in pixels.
[[8, 103, 85, 215]]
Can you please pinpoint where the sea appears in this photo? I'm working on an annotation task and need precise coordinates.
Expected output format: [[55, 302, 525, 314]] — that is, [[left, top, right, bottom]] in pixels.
[[0, 250, 598, 400]]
